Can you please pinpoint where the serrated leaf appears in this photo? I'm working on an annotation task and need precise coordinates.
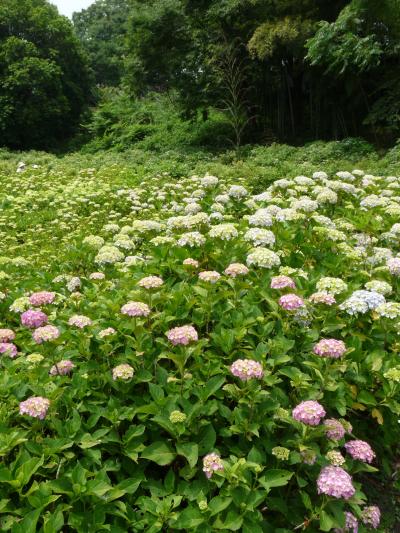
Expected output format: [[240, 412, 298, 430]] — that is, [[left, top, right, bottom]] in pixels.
[[141, 441, 176, 466]]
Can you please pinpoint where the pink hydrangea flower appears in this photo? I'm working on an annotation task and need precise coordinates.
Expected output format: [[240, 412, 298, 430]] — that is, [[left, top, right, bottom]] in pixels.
[[230, 359, 263, 381], [19, 396, 50, 420], [203, 453, 224, 478], [183, 258, 199, 268], [0, 342, 17, 358], [279, 293, 305, 310], [50, 360, 75, 376], [270, 275, 296, 289], [166, 325, 198, 346], [32, 325, 60, 344], [317, 466, 355, 499], [138, 276, 164, 289], [68, 315, 92, 328], [29, 291, 55, 306], [344, 440, 375, 463], [313, 339, 346, 359], [324, 419, 346, 440], [224, 263, 249, 277], [361, 506, 380, 529], [21, 309, 48, 328], [309, 291, 336, 305], [292, 400, 326, 426], [0, 329, 15, 342], [112, 364, 134, 381], [98, 327, 116, 338], [121, 301, 150, 317], [199, 271, 221, 283]]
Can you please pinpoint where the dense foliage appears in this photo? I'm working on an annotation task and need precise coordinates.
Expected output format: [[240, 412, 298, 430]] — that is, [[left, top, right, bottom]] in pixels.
[[125, 0, 400, 144], [0, 145, 399, 530], [0, 0, 91, 150], [73, 0, 129, 87]]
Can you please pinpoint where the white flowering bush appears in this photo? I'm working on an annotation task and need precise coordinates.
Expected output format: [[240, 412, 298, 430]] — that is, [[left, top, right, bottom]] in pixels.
[[0, 153, 399, 531]]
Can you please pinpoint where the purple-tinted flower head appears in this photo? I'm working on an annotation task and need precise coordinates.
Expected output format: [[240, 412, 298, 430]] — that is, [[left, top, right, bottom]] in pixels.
[[29, 291, 55, 306], [313, 339, 346, 359], [50, 360, 75, 376], [279, 294, 305, 310], [230, 359, 263, 381], [0, 342, 17, 358], [19, 396, 50, 420], [224, 263, 249, 277], [0, 329, 15, 342], [32, 325, 60, 344], [344, 440, 375, 463], [317, 466, 355, 500], [361, 506, 380, 529], [68, 315, 92, 328], [121, 301, 150, 317], [271, 275, 296, 290], [21, 309, 48, 328], [203, 453, 224, 478], [166, 325, 198, 346], [324, 419, 346, 440], [292, 400, 326, 426]]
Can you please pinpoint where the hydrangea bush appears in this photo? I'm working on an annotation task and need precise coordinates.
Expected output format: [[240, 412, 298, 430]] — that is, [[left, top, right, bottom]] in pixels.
[[0, 161, 398, 531]]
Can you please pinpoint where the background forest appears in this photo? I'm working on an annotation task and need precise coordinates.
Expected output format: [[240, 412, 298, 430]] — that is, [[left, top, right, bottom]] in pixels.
[[1, 0, 400, 153]]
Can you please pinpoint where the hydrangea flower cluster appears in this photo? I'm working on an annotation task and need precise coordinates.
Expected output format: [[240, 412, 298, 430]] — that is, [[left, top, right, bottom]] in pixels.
[[224, 263, 249, 277], [166, 325, 198, 346], [246, 248, 280, 268], [121, 302, 150, 317], [317, 466, 355, 499], [340, 290, 385, 315], [68, 315, 92, 328], [309, 291, 336, 305], [324, 418, 346, 440], [292, 400, 326, 426], [361, 506, 381, 529], [32, 325, 60, 344], [29, 291, 55, 306], [0, 343, 18, 358], [50, 360, 75, 376], [202, 453, 224, 478], [270, 275, 296, 289], [199, 270, 221, 283], [19, 396, 50, 420], [21, 309, 48, 328], [313, 339, 346, 359], [0, 329, 15, 342], [138, 276, 163, 289], [279, 294, 305, 310], [230, 359, 263, 381], [344, 440, 375, 463], [112, 364, 134, 381]]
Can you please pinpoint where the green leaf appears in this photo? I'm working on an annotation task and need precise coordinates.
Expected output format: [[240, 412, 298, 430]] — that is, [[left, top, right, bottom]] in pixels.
[[197, 424, 216, 455], [11, 509, 41, 533], [202, 375, 225, 400], [43, 509, 64, 533], [208, 496, 232, 516], [173, 506, 205, 529], [176, 442, 198, 468], [357, 390, 376, 406], [141, 441, 176, 466], [258, 469, 293, 491], [320, 510, 334, 531]]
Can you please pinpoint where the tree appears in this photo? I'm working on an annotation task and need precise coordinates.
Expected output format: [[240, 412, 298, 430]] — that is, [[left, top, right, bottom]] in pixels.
[[73, 0, 130, 87], [0, 0, 91, 150]]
